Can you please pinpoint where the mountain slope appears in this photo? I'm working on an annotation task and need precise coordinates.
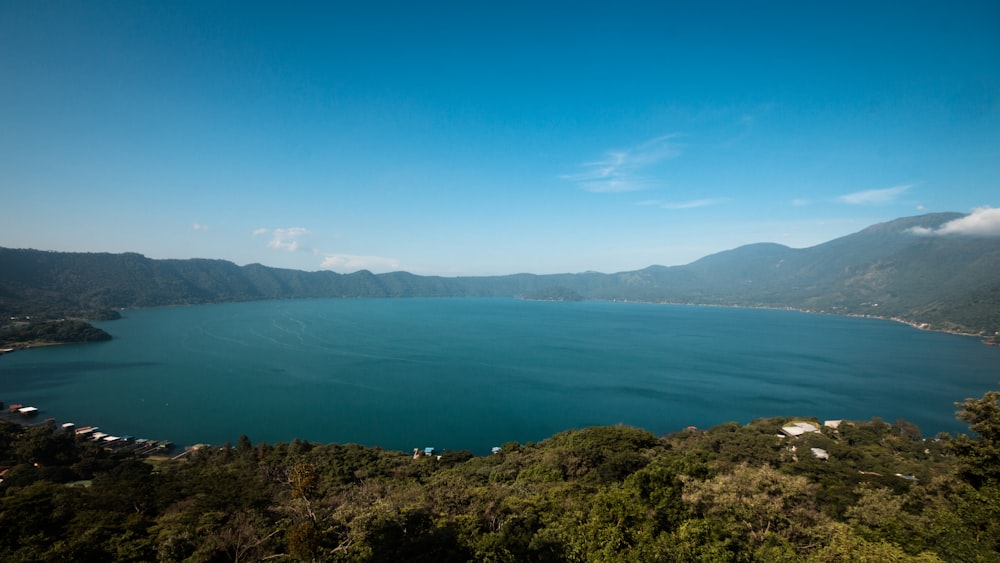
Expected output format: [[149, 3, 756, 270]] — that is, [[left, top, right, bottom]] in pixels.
[[1, 213, 997, 334]]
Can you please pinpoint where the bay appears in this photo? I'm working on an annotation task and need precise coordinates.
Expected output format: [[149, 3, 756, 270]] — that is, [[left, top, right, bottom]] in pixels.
[[1, 298, 997, 453]]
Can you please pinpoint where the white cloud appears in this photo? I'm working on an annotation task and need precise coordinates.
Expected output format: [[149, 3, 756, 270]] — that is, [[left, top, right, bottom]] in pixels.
[[191, 223, 209, 231], [791, 198, 812, 207], [266, 227, 310, 252], [636, 197, 730, 210], [562, 134, 681, 193], [909, 206, 1000, 237], [660, 197, 730, 210], [252, 227, 270, 236], [320, 254, 404, 273], [838, 184, 912, 205]]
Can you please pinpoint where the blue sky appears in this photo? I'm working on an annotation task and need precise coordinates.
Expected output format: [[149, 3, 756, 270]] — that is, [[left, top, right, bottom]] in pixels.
[[2, 1, 998, 275]]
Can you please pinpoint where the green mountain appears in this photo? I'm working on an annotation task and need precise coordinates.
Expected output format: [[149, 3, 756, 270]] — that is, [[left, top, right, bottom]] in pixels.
[[1, 212, 998, 334]]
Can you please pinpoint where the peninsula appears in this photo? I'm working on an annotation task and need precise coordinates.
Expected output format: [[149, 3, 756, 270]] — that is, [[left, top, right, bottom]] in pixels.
[[0, 319, 112, 351]]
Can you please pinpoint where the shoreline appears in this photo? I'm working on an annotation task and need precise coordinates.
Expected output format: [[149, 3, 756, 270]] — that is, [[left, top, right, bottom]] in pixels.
[[0, 404, 180, 457], [0, 341, 64, 354], [17, 297, 996, 351], [119, 295, 998, 339], [624, 299, 998, 346]]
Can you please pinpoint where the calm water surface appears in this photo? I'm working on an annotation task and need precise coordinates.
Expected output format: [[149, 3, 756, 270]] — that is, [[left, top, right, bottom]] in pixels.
[[1, 299, 997, 453]]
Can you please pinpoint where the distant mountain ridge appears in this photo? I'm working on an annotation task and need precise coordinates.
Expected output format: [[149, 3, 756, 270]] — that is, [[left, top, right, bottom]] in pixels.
[[2, 212, 998, 334]]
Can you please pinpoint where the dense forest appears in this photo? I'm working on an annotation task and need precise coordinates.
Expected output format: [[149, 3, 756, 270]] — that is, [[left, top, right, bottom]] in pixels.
[[2, 213, 999, 335], [1, 390, 998, 561]]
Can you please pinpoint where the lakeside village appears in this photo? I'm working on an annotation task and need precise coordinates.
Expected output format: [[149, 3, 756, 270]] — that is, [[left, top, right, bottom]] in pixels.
[[0, 400, 176, 465], [0, 400, 924, 483], [0, 400, 509, 466]]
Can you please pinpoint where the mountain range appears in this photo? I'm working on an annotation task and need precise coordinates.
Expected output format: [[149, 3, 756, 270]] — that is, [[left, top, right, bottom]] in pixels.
[[2, 212, 998, 335]]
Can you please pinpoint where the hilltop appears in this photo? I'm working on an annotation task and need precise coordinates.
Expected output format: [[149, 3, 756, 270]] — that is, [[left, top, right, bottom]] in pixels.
[[1, 212, 998, 335]]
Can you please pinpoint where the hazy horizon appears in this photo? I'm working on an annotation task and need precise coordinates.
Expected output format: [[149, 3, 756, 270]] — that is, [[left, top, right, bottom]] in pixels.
[[1, 209, 992, 277], [2, 2, 998, 276]]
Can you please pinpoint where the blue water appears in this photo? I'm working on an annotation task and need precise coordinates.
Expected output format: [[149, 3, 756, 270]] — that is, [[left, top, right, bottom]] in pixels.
[[1, 299, 997, 453]]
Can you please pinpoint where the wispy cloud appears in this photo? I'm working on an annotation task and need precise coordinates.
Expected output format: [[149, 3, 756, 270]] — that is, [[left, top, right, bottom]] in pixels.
[[561, 134, 681, 193], [638, 197, 729, 210], [660, 197, 730, 210], [320, 254, 404, 273], [191, 223, 209, 231], [909, 206, 1000, 237], [791, 198, 813, 207], [838, 184, 912, 205], [255, 227, 310, 252]]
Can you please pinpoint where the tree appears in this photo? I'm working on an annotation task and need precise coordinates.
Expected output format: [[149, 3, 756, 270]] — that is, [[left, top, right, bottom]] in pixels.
[[845, 485, 908, 547], [681, 464, 829, 554], [236, 434, 253, 457], [209, 509, 279, 563], [952, 390, 1000, 487], [808, 523, 943, 563]]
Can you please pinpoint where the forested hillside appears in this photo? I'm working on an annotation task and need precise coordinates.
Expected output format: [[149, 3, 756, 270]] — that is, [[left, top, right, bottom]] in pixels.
[[1, 390, 999, 561], [1, 212, 998, 334], [0, 319, 111, 348]]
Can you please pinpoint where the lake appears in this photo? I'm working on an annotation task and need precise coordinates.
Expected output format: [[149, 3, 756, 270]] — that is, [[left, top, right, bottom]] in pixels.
[[1, 298, 997, 453]]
